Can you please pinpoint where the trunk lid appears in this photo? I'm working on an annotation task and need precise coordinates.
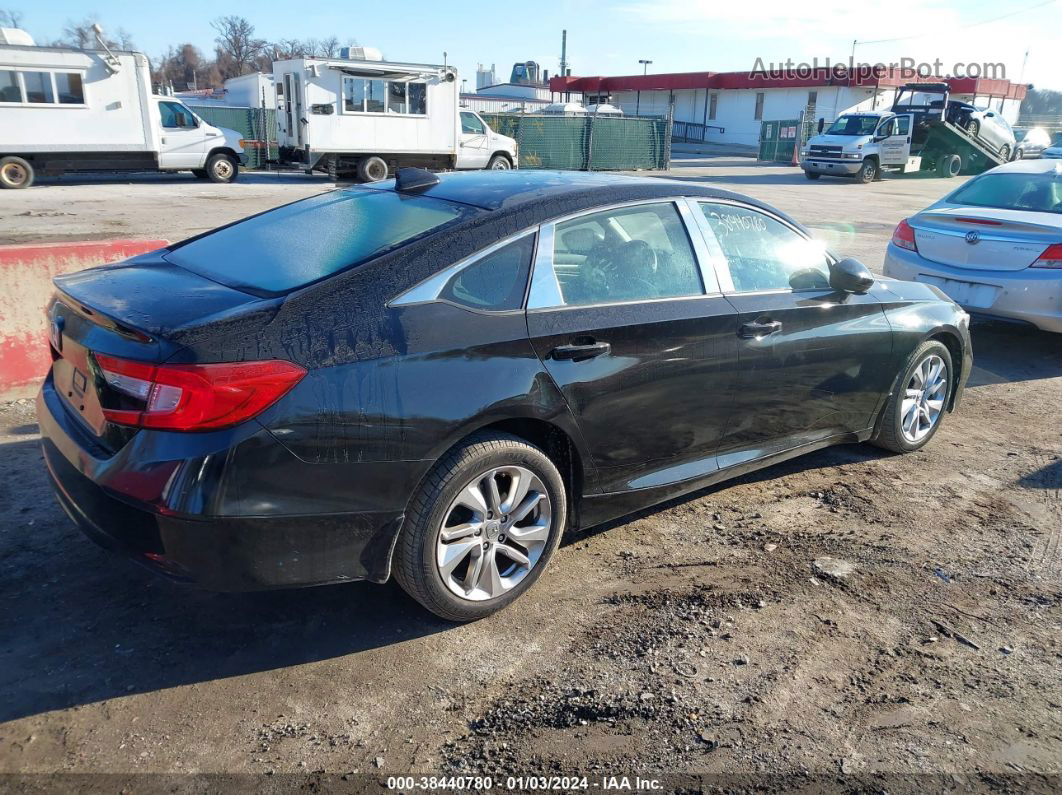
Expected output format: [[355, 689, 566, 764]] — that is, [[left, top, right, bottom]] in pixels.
[[49, 251, 272, 447], [911, 206, 1062, 272]]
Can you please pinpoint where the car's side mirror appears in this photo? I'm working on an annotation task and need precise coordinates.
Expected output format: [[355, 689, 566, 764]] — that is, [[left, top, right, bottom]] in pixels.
[[829, 257, 875, 294]]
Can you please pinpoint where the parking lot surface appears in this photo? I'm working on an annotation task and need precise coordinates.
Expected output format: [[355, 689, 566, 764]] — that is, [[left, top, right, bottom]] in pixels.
[[1, 160, 1059, 787]]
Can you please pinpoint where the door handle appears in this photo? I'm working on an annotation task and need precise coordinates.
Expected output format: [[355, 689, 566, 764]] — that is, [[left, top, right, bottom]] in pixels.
[[550, 341, 611, 361], [738, 320, 782, 339]]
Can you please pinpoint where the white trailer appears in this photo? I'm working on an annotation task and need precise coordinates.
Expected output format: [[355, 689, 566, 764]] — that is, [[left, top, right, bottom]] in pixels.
[[0, 32, 245, 188], [273, 56, 517, 181]]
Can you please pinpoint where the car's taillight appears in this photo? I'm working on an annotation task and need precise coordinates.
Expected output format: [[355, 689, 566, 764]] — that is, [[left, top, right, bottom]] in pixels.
[[891, 218, 918, 252], [94, 355, 306, 431], [1031, 243, 1062, 269]]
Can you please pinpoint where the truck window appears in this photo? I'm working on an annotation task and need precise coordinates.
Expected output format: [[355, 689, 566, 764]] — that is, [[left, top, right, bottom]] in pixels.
[[387, 82, 406, 113], [159, 101, 196, 129], [461, 112, 485, 135], [164, 190, 481, 294], [23, 71, 54, 103], [825, 115, 879, 136], [408, 83, 427, 115], [55, 73, 85, 104], [365, 80, 385, 113], [0, 70, 20, 103]]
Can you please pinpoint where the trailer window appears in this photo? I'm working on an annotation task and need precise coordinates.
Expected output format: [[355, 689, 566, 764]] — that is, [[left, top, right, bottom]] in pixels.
[[164, 190, 480, 294], [343, 77, 366, 112], [409, 83, 427, 115], [344, 77, 427, 115], [365, 79, 385, 113], [0, 70, 19, 103], [55, 73, 84, 104], [388, 82, 406, 114], [23, 71, 54, 104]]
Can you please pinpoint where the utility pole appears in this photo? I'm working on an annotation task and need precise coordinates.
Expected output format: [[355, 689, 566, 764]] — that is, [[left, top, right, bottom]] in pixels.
[[559, 29, 568, 101], [639, 59, 652, 75]]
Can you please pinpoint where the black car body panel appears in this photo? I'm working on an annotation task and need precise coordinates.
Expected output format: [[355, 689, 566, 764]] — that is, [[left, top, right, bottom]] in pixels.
[[38, 171, 973, 591]]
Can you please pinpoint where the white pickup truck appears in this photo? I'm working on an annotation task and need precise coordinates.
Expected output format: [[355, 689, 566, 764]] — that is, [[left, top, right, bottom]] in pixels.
[[0, 30, 245, 189]]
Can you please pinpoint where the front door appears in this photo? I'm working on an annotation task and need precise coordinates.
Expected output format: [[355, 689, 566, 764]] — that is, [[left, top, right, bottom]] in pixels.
[[156, 101, 205, 169], [694, 200, 897, 467], [458, 111, 491, 169], [878, 114, 912, 166], [525, 200, 740, 494]]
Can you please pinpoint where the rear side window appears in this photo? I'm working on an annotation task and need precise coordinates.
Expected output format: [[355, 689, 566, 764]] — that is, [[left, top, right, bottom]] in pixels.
[[165, 190, 478, 294], [438, 235, 534, 311]]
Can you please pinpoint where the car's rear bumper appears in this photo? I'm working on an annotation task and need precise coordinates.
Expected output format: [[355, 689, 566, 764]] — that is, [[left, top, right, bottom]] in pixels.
[[802, 158, 862, 176], [37, 378, 406, 590], [884, 243, 1062, 334]]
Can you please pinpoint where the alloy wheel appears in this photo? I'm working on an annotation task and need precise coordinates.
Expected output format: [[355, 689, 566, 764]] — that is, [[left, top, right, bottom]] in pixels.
[[900, 354, 948, 443], [435, 466, 551, 601]]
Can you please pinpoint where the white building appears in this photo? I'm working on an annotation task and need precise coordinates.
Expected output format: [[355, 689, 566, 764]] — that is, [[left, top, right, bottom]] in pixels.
[[551, 69, 1028, 148]]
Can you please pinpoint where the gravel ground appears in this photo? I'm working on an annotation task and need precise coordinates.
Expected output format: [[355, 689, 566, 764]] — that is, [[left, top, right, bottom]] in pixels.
[[0, 160, 1059, 791]]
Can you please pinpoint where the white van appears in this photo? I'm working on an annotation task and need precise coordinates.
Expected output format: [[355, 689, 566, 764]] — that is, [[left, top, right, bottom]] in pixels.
[[0, 31, 245, 188], [273, 55, 517, 181]]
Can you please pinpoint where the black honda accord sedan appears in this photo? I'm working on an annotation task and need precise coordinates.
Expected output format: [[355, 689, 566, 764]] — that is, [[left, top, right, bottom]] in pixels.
[[38, 169, 971, 621]]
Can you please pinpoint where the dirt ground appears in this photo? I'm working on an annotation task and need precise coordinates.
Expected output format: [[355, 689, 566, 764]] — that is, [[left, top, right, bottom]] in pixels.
[[0, 160, 1060, 792]]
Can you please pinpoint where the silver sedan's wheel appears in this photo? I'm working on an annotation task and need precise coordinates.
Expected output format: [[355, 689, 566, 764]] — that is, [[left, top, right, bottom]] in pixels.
[[436, 466, 551, 601], [900, 354, 948, 443]]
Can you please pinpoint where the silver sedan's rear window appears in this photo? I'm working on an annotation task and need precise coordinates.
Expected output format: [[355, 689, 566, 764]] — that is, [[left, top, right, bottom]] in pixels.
[[165, 189, 478, 294], [948, 173, 1062, 215]]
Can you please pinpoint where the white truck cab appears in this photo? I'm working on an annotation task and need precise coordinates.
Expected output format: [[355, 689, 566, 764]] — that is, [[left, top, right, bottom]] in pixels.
[[151, 96, 246, 181], [457, 110, 517, 170], [802, 111, 914, 183]]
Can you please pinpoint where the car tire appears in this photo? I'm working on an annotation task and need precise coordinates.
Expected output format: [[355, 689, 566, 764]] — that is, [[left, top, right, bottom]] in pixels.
[[487, 154, 512, 170], [392, 432, 567, 622], [205, 153, 238, 183], [871, 340, 953, 454], [999, 144, 1011, 161], [856, 158, 877, 184], [0, 156, 34, 189], [966, 119, 980, 137], [1014, 147, 1024, 161], [356, 156, 388, 183], [804, 170, 821, 180]]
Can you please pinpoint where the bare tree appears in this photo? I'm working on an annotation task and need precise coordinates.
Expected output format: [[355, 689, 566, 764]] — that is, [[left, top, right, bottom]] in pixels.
[[0, 8, 23, 27], [211, 15, 265, 78], [319, 35, 340, 58], [53, 17, 135, 50]]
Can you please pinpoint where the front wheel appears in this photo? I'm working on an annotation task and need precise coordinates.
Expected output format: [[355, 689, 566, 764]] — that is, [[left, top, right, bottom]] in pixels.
[[871, 340, 953, 453], [855, 158, 878, 184], [999, 144, 1011, 161], [966, 119, 980, 137], [205, 153, 238, 183], [393, 432, 567, 622], [0, 156, 34, 189], [487, 154, 512, 170]]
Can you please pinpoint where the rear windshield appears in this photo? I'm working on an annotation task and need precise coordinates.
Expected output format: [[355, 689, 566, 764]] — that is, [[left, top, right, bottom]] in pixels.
[[165, 189, 478, 293], [947, 173, 1062, 215]]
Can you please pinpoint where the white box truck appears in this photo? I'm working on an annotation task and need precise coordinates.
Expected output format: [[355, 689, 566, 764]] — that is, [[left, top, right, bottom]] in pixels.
[[0, 29, 245, 189], [273, 54, 517, 181]]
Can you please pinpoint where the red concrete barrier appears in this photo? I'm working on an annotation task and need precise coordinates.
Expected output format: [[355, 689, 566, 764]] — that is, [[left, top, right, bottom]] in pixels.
[[0, 239, 169, 401]]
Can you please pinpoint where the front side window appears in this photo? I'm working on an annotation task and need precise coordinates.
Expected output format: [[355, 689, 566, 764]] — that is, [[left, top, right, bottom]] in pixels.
[[55, 72, 85, 104], [0, 70, 20, 103], [159, 101, 196, 129], [165, 190, 479, 294], [549, 203, 703, 307], [461, 112, 485, 134], [23, 71, 54, 103], [439, 235, 535, 311], [700, 203, 830, 292]]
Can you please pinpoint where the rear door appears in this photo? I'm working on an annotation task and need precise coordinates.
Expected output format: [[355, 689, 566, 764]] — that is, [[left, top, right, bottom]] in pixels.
[[156, 101, 206, 169], [693, 200, 896, 465], [525, 199, 740, 493]]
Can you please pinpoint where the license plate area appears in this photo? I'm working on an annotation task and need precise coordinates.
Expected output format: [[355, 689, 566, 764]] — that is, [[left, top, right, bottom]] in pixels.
[[916, 274, 1000, 309], [52, 338, 108, 437]]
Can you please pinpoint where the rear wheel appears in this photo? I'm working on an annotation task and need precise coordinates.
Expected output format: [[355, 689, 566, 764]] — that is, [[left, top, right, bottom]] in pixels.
[[872, 340, 953, 453], [356, 156, 388, 182], [1014, 147, 1024, 160], [937, 153, 961, 177], [0, 156, 34, 189], [804, 170, 821, 180], [966, 119, 980, 137], [999, 144, 1011, 161], [205, 153, 238, 183], [393, 432, 567, 622], [855, 158, 877, 184]]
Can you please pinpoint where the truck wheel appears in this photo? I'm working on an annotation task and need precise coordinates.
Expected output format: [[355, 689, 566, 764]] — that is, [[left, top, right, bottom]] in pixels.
[[487, 154, 512, 170], [0, 156, 34, 189], [205, 154, 238, 183], [356, 156, 388, 183], [856, 158, 877, 184], [804, 170, 821, 180], [937, 154, 961, 178]]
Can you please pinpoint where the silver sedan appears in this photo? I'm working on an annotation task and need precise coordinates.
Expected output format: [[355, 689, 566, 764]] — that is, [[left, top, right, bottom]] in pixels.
[[883, 159, 1062, 333]]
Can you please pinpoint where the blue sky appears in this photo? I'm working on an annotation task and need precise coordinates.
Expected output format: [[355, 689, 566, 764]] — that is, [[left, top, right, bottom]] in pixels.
[[15, 0, 1062, 90]]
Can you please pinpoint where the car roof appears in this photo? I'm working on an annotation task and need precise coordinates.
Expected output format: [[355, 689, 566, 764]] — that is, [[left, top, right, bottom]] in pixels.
[[359, 169, 757, 212], [984, 159, 1062, 175]]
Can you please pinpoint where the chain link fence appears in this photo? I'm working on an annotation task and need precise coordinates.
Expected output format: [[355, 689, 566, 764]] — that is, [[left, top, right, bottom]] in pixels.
[[187, 106, 278, 169], [482, 114, 670, 171]]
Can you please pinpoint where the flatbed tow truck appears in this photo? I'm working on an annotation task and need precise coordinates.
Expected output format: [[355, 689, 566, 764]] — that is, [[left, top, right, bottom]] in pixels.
[[801, 82, 1008, 183]]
